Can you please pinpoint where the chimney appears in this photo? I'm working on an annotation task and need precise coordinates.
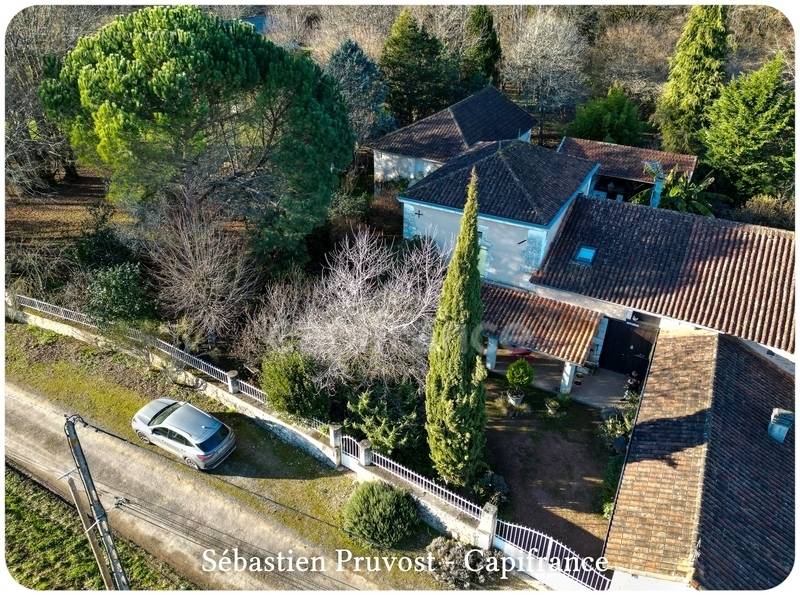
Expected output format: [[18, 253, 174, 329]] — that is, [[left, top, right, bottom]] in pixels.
[[651, 171, 665, 208], [644, 160, 665, 208], [768, 408, 794, 443]]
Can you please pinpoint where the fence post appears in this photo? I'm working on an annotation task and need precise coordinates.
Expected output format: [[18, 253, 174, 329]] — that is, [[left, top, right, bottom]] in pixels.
[[226, 370, 239, 394], [358, 439, 372, 467], [475, 503, 498, 549], [332, 445, 342, 468], [328, 424, 342, 448]]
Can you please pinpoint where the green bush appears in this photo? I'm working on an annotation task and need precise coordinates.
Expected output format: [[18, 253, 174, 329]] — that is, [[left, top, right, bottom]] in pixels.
[[85, 263, 151, 324], [506, 358, 534, 392], [599, 455, 624, 519], [341, 482, 419, 548], [72, 202, 132, 269], [345, 381, 422, 461], [567, 84, 644, 146], [261, 348, 328, 419]]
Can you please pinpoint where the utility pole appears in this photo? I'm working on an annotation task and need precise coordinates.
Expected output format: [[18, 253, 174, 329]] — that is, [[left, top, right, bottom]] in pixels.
[[64, 415, 130, 590]]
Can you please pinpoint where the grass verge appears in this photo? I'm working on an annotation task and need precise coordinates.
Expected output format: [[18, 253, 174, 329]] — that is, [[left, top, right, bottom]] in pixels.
[[4, 467, 193, 590]]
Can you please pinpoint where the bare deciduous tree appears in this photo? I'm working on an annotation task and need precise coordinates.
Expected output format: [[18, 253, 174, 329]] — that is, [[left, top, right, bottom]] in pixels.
[[502, 10, 587, 144], [233, 270, 313, 371], [148, 192, 256, 345], [307, 5, 398, 63], [588, 16, 683, 112], [300, 228, 446, 388]]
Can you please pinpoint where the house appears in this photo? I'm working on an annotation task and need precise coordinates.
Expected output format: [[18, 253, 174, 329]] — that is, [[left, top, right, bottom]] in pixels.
[[530, 197, 795, 370], [367, 87, 535, 186], [557, 137, 697, 203], [399, 140, 599, 289], [604, 330, 794, 590]]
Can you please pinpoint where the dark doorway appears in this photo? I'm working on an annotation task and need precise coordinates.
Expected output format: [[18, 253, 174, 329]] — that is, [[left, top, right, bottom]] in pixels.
[[599, 319, 657, 378]]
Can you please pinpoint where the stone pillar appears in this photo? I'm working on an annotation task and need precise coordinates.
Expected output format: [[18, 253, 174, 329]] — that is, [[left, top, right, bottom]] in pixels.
[[475, 503, 498, 550], [226, 370, 239, 394], [358, 439, 373, 467], [486, 335, 499, 370], [332, 446, 342, 468], [328, 424, 342, 448], [560, 362, 577, 394]]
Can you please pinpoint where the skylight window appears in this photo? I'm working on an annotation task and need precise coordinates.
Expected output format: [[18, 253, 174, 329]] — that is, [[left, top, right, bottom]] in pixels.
[[575, 245, 597, 265]]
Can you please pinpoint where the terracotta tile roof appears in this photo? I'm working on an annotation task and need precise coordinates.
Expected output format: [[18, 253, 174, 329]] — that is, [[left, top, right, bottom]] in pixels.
[[605, 331, 794, 589], [481, 283, 603, 364], [403, 141, 598, 226], [368, 87, 535, 163], [558, 137, 698, 183], [532, 197, 795, 353]]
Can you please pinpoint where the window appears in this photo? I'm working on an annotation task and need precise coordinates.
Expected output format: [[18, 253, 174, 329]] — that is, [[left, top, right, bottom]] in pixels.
[[575, 245, 597, 265], [149, 402, 180, 425], [198, 425, 230, 453]]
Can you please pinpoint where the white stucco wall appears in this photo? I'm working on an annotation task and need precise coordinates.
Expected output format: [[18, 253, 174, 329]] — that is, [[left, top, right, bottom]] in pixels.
[[373, 150, 441, 185], [402, 202, 549, 289]]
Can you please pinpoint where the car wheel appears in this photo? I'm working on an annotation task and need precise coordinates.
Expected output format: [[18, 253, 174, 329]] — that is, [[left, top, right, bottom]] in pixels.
[[184, 458, 200, 471], [135, 430, 150, 444]]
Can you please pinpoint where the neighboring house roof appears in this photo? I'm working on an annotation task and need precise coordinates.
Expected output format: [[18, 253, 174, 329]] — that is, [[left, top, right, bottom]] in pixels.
[[604, 330, 794, 589], [558, 137, 698, 184], [402, 140, 598, 226], [531, 197, 795, 353], [368, 87, 535, 163], [481, 283, 603, 364]]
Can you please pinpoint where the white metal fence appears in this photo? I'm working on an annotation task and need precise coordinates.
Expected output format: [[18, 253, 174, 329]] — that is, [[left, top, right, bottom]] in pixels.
[[371, 451, 483, 519], [11, 294, 325, 431], [496, 520, 611, 590], [10, 293, 611, 591]]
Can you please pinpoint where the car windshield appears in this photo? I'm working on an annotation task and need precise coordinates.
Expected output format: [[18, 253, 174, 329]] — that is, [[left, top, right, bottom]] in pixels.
[[197, 425, 230, 452], [149, 402, 181, 426]]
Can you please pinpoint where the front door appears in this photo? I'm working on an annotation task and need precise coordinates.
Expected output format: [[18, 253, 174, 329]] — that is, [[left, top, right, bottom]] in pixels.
[[599, 319, 657, 377]]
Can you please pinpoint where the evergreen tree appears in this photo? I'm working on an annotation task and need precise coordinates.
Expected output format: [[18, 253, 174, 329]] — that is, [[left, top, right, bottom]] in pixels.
[[655, 6, 729, 153], [40, 6, 353, 269], [425, 168, 487, 488], [380, 9, 456, 126], [567, 84, 644, 146], [462, 6, 502, 85], [325, 39, 394, 146], [702, 54, 794, 202]]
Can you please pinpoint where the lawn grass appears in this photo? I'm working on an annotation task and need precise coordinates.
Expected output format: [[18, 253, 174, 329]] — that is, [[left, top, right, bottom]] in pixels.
[[4, 467, 193, 590], [4, 323, 441, 590]]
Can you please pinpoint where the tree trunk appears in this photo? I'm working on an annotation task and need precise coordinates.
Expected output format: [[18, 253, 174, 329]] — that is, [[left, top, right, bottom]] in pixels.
[[538, 103, 545, 146]]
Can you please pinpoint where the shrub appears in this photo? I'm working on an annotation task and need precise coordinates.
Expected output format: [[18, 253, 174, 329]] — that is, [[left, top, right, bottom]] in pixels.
[[85, 263, 151, 324], [341, 482, 418, 548], [345, 381, 423, 461], [473, 470, 510, 506], [567, 83, 644, 146], [72, 202, 132, 269], [599, 455, 624, 519], [732, 194, 795, 231], [427, 537, 501, 589], [506, 358, 534, 393], [261, 348, 328, 420]]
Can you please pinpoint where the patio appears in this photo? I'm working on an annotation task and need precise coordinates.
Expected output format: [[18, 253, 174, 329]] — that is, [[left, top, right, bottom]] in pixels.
[[493, 350, 628, 412]]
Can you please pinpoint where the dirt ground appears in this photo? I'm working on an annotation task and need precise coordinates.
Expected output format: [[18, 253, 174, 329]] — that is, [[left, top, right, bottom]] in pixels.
[[484, 375, 610, 558]]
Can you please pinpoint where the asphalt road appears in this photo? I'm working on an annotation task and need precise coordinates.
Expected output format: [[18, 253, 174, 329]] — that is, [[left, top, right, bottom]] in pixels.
[[4, 382, 376, 590]]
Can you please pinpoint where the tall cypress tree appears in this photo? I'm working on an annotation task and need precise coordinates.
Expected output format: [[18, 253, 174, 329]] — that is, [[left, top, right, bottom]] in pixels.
[[655, 6, 729, 154], [380, 9, 455, 126], [463, 6, 502, 85], [425, 168, 487, 488], [702, 54, 794, 202]]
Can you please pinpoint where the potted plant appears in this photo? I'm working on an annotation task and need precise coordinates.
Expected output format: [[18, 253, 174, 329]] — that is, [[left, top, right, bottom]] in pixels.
[[506, 358, 535, 407]]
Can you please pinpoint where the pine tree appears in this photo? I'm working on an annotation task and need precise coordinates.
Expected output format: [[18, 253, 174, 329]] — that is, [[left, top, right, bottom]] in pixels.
[[655, 6, 729, 153], [702, 54, 794, 202], [325, 39, 394, 146], [567, 84, 644, 146], [425, 168, 487, 488], [380, 9, 455, 126], [462, 6, 502, 85]]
